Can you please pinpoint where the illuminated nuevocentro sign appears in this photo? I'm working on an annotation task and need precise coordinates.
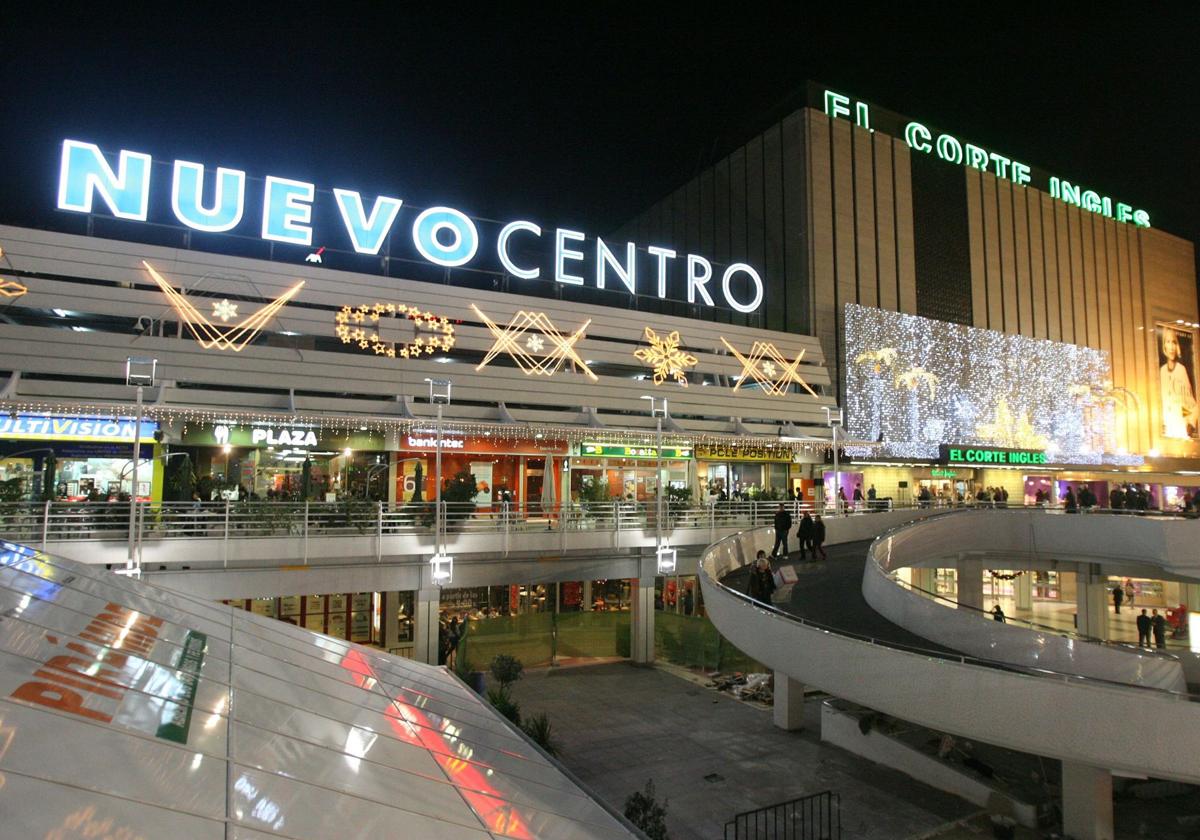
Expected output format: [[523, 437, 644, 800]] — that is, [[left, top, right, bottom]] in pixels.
[[56, 139, 764, 314]]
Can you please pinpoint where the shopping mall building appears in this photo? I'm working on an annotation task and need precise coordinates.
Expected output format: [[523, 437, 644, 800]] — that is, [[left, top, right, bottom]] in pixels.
[[0, 82, 1196, 658]]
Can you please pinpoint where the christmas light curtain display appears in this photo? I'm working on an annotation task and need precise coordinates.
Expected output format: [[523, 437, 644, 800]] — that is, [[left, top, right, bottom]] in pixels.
[[843, 304, 1142, 465]]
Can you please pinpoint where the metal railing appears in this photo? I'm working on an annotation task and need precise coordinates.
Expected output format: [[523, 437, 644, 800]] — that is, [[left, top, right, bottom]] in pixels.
[[0, 498, 888, 547], [701, 511, 1200, 702], [724, 790, 841, 839]]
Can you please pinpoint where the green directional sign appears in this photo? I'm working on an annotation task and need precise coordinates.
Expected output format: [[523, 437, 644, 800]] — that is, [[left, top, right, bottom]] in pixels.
[[156, 630, 207, 744]]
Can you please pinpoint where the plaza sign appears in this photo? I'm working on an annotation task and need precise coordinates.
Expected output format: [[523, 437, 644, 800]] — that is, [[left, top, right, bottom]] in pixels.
[[939, 445, 1047, 466], [55, 140, 764, 314], [822, 89, 1151, 228]]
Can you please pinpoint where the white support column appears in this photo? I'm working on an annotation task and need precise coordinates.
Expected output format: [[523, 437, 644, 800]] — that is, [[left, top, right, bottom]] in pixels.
[[773, 674, 806, 731], [1076, 567, 1110, 639], [1061, 761, 1113, 840], [1015, 570, 1033, 611], [581, 579, 593, 612], [956, 557, 984, 612], [630, 563, 655, 664], [414, 587, 441, 665], [382, 592, 401, 650]]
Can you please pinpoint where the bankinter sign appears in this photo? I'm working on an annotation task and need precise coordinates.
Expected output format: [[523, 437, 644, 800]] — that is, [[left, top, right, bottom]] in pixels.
[[939, 445, 1047, 466]]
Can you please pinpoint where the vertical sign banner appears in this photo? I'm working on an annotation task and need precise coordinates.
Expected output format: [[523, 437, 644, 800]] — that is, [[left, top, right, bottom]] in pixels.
[[1157, 323, 1199, 440]]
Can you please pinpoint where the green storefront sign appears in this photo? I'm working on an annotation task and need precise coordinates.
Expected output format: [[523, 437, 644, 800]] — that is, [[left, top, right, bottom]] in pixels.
[[939, 445, 1047, 466], [578, 442, 692, 460]]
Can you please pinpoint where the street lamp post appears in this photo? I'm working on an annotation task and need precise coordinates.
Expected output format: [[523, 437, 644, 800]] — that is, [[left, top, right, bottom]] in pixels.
[[426, 378, 453, 585], [824, 406, 843, 515], [641, 395, 675, 574], [124, 357, 157, 575]]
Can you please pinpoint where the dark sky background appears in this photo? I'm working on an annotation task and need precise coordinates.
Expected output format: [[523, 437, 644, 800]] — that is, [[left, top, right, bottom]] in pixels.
[[2, 7, 1197, 269]]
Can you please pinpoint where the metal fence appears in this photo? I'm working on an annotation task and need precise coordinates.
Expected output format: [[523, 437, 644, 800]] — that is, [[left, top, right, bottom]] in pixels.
[[724, 791, 841, 840]]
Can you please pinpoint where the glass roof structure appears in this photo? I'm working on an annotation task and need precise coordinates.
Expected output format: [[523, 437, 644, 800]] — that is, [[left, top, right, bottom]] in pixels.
[[0, 541, 635, 838]]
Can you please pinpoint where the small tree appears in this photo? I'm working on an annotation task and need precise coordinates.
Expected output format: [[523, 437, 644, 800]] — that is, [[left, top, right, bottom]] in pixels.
[[490, 654, 524, 689], [441, 467, 478, 527], [624, 780, 669, 840], [487, 654, 525, 726]]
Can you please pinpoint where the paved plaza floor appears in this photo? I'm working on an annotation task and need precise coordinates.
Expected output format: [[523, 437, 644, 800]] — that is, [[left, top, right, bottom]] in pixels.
[[508, 661, 977, 840]]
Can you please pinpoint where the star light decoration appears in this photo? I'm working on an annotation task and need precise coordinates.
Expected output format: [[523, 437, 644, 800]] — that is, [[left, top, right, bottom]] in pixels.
[[143, 261, 304, 352], [472, 303, 598, 380], [335, 302, 455, 359], [719, 337, 817, 397], [633, 327, 699, 386]]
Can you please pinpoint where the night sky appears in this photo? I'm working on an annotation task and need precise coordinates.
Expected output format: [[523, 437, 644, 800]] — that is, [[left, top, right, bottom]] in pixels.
[[2, 8, 1197, 269]]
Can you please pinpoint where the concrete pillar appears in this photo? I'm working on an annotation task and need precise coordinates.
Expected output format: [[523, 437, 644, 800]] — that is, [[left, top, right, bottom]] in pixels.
[[1076, 567, 1110, 640], [1015, 570, 1033, 611], [414, 587, 441, 665], [911, 566, 937, 594], [1179, 582, 1200, 612], [956, 557, 984, 612], [382, 591, 401, 650], [582, 579, 593, 612], [773, 674, 805, 731], [630, 573, 655, 664], [1061, 761, 1113, 840]]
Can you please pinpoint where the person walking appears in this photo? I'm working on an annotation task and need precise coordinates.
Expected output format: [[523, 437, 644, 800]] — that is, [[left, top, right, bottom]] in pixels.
[[867, 484, 877, 511], [797, 512, 815, 560], [1152, 609, 1167, 649], [1063, 485, 1077, 513], [992, 605, 1006, 623], [748, 551, 776, 605], [1112, 583, 1124, 614], [1124, 579, 1136, 609], [771, 503, 792, 557], [1110, 485, 1125, 511], [813, 515, 827, 560], [852, 483, 864, 511], [1137, 609, 1152, 647]]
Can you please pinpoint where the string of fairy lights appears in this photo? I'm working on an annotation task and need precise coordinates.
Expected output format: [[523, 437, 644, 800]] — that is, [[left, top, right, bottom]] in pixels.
[[843, 303, 1145, 467], [0, 397, 826, 454]]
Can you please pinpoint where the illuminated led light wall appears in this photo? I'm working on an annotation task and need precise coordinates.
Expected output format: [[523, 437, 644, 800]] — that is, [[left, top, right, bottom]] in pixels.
[[844, 304, 1142, 465]]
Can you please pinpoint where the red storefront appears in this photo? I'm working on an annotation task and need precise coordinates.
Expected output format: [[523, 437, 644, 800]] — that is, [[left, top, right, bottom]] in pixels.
[[394, 433, 570, 511]]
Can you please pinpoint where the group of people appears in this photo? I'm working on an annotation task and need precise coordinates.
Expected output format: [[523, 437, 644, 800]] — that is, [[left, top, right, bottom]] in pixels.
[[770, 504, 827, 560], [1136, 608, 1170, 649]]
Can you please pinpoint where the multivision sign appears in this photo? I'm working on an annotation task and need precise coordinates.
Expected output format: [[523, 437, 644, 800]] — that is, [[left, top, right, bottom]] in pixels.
[[822, 90, 1151, 228], [55, 140, 764, 314]]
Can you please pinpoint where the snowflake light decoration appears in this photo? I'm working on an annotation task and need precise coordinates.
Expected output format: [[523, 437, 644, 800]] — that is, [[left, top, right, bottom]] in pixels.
[[334, 302, 455, 359], [633, 327, 698, 386], [212, 299, 238, 322]]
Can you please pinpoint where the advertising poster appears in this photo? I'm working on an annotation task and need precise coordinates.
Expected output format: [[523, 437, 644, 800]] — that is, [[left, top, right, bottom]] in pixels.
[[1157, 323, 1199, 439]]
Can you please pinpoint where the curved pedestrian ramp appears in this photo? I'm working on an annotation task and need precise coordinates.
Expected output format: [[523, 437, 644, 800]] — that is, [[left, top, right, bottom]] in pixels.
[[0, 540, 636, 838], [699, 514, 1200, 787]]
